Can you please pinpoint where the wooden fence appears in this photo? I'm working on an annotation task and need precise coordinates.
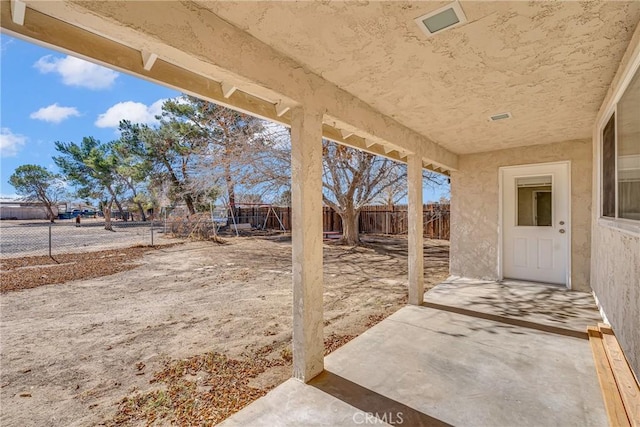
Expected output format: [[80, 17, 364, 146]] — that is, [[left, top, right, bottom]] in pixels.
[[359, 204, 450, 239], [233, 204, 450, 240]]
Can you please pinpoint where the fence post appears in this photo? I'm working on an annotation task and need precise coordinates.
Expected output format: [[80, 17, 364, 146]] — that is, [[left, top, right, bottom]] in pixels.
[[49, 224, 52, 258], [150, 220, 154, 246]]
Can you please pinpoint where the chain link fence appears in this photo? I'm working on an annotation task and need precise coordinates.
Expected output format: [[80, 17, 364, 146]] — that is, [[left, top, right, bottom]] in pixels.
[[0, 218, 268, 259], [1, 204, 450, 259], [0, 220, 168, 259]]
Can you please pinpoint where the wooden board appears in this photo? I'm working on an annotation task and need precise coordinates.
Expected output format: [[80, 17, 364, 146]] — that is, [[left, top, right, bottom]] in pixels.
[[588, 327, 631, 427], [599, 327, 640, 427]]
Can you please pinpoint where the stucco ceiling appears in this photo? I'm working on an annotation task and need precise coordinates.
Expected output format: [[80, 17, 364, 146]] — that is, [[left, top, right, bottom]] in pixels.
[[202, 1, 640, 155]]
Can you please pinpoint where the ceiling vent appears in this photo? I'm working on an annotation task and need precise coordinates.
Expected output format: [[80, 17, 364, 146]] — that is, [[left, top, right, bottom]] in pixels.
[[414, 2, 467, 37], [489, 112, 512, 122]]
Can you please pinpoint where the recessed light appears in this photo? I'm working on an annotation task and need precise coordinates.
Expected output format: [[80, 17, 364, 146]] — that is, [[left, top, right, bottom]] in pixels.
[[414, 2, 467, 38], [489, 112, 512, 121]]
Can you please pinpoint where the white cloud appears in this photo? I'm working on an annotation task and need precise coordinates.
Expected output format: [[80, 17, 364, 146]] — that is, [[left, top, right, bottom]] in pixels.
[[34, 55, 119, 90], [30, 103, 81, 124], [95, 99, 165, 128], [0, 128, 27, 157], [1, 35, 14, 53]]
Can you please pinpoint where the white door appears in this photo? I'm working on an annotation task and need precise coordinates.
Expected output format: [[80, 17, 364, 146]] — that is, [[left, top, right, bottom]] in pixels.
[[501, 162, 570, 286]]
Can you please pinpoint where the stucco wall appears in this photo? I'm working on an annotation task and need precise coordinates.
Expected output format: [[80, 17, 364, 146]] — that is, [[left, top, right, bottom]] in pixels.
[[590, 226, 640, 376], [589, 20, 640, 378], [450, 138, 592, 292]]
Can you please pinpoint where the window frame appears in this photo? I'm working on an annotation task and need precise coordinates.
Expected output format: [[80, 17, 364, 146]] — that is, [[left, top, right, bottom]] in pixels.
[[601, 112, 617, 219], [596, 52, 640, 236]]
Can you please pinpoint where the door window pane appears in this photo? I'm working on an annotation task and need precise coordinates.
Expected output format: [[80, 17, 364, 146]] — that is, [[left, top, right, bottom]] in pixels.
[[617, 68, 640, 220], [517, 176, 552, 226]]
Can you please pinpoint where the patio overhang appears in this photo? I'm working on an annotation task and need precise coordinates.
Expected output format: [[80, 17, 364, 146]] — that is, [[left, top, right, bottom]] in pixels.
[[16, 1, 635, 155], [0, 1, 458, 173]]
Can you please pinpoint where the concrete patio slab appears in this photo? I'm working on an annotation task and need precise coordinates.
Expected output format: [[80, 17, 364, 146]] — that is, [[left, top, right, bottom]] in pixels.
[[221, 280, 606, 426], [425, 277, 603, 337]]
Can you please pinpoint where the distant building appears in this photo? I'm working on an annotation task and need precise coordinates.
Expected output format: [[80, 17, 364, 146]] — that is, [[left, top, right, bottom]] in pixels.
[[0, 199, 59, 220]]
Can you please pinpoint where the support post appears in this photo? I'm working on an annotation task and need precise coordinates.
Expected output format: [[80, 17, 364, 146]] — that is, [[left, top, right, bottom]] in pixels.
[[407, 154, 424, 305], [48, 224, 52, 258], [290, 106, 324, 382], [150, 220, 154, 246]]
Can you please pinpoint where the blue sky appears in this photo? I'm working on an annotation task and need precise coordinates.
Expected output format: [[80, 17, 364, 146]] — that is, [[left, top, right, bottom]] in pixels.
[[0, 34, 179, 197], [0, 34, 449, 202]]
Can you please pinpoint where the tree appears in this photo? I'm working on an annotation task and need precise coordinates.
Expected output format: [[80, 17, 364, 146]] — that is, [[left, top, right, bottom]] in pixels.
[[111, 121, 153, 220], [8, 165, 65, 222], [54, 137, 126, 230], [322, 142, 447, 245], [322, 141, 406, 245], [235, 192, 263, 204], [135, 101, 208, 215], [134, 96, 284, 217], [276, 190, 291, 207], [239, 123, 292, 202], [159, 96, 269, 209], [375, 167, 409, 208]]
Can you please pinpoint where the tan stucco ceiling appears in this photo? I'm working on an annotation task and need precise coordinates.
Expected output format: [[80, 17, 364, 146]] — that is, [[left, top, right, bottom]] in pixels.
[[202, 1, 640, 154]]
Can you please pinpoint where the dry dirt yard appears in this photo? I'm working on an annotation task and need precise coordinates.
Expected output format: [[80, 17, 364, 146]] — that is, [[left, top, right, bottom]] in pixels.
[[0, 235, 449, 426]]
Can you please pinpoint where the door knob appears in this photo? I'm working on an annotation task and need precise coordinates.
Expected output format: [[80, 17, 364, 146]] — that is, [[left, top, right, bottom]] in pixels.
[[559, 229, 565, 233], [559, 221, 565, 225]]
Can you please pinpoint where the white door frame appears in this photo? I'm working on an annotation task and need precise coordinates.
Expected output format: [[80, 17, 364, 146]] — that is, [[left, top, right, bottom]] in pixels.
[[498, 160, 572, 289]]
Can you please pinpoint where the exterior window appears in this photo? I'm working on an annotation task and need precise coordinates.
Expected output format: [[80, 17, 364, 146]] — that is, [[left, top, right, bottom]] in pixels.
[[602, 115, 616, 217], [617, 68, 640, 220], [601, 66, 640, 221]]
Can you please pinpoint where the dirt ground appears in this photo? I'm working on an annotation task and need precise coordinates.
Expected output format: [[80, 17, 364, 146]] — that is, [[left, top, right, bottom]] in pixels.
[[0, 245, 180, 293], [0, 235, 449, 426]]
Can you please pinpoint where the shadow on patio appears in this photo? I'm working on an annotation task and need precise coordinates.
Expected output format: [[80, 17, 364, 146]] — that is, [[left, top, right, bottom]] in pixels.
[[220, 280, 607, 426]]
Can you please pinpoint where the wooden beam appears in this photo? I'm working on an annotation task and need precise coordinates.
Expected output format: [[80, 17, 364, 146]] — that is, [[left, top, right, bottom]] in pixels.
[[340, 129, 354, 139], [221, 82, 237, 99], [599, 326, 640, 426], [141, 50, 158, 71], [10, 0, 26, 26], [322, 125, 405, 163], [588, 327, 632, 427], [275, 101, 290, 117], [364, 139, 376, 148], [599, 323, 614, 335]]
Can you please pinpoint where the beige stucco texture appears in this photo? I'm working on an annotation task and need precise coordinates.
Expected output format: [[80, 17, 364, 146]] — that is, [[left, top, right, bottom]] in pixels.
[[206, 1, 640, 155], [450, 139, 592, 292], [590, 226, 640, 377], [589, 19, 640, 378]]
